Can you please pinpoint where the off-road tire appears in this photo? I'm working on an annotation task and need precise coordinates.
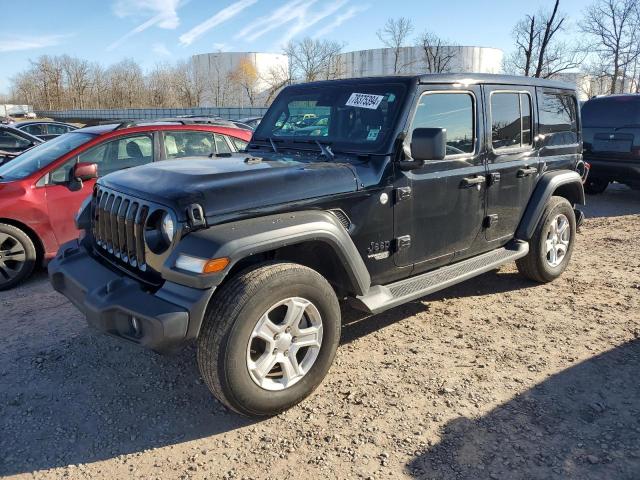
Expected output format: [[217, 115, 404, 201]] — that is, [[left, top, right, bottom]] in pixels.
[[0, 223, 37, 291], [197, 262, 341, 417], [516, 196, 576, 283], [584, 177, 609, 195]]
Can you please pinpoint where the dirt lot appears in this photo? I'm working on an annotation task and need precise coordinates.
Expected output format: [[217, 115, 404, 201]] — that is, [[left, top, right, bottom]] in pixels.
[[1, 186, 639, 480]]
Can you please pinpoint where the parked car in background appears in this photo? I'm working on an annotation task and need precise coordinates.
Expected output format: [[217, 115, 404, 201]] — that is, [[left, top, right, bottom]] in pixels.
[[174, 115, 253, 131], [581, 94, 640, 194], [238, 116, 262, 129], [0, 121, 251, 290], [0, 125, 44, 166], [15, 121, 78, 141], [1, 116, 16, 125]]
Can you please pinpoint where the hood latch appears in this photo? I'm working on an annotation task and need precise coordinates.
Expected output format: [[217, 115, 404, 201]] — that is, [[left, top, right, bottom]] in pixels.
[[187, 203, 207, 230]]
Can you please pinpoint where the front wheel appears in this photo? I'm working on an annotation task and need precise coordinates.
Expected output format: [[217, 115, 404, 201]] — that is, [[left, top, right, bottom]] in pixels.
[[197, 262, 341, 417], [0, 223, 37, 291], [516, 196, 576, 283]]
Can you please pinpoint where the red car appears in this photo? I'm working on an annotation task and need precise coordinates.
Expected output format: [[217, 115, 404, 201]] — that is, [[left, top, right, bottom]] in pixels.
[[0, 121, 252, 290]]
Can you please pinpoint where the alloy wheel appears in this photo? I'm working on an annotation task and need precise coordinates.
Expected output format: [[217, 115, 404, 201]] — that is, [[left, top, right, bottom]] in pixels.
[[545, 213, 570, 268], [246, 297, 323, 391], [0, 232, 27, 283]]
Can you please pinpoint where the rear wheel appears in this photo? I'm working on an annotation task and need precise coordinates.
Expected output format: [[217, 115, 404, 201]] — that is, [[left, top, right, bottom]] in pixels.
[[584, 177, 609, 194], [0, 223, 37, 291], [516, 196, 576, 283], [197, 262, 341, 417]]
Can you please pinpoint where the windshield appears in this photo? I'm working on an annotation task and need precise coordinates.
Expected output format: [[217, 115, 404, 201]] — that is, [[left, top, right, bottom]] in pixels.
[[254, 83, 407, 153], [582, 97, 640, 128], [0, 132, 95, 181]]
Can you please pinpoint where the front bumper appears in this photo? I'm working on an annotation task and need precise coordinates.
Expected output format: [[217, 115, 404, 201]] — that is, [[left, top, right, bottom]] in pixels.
[[48, 240, 214, 353]]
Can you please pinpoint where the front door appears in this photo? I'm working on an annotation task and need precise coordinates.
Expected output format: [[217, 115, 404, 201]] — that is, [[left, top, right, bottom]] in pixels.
[[394, 86, 487, 273], [45, 133, 155, 245], [483, 86, 539, 243]]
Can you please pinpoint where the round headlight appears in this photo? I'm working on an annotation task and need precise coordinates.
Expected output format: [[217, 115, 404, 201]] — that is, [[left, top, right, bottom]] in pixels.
[[161, 212, 175, 243]]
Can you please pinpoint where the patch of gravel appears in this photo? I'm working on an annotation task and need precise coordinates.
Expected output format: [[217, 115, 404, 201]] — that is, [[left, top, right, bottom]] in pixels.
[[1, 214, 639, 480]]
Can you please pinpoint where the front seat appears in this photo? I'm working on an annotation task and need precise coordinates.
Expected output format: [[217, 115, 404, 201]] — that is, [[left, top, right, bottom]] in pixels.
[[126, 141, 143, 159]]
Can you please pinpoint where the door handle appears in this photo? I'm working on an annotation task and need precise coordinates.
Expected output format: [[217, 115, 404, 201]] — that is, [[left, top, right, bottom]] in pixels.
[[461, 175, 486, 188], [517, 166, 538, 177]]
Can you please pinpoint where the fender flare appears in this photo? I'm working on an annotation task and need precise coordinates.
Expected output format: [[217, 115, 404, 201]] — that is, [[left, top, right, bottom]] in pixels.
[[161, 210, 371, 296], [515, 170, 585, 241]]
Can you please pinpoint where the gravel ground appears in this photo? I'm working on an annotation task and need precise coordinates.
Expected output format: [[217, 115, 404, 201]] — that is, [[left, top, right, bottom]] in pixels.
[[1, 187, 639, 480]]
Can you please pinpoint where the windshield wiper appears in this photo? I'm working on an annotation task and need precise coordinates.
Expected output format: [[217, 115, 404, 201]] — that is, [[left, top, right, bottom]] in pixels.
[[314, 140, 334, 160]]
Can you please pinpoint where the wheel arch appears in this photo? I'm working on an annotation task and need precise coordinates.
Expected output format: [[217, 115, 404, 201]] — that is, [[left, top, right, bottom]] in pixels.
[[515, 170, 585, 241], [0, 217, 45, 265], [162, 210, 372, 297]]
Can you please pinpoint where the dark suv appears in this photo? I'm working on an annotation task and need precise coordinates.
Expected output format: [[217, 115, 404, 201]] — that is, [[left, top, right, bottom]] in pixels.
[[582, 94, 640, 193], [50, 74, 585, 417]]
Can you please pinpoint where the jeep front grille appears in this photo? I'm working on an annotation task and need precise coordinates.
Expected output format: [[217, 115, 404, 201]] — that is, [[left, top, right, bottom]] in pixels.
[[93, 187, 148, 271]]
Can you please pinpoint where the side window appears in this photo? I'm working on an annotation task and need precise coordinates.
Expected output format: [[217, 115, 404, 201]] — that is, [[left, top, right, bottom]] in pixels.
[[23, 124, 45, 136], [104, 135, 153, 175], [49, 157, 77, 184], [48, 143, 108, 184], [0, 130, 31, 150], [539, 92, 578, 146], [47, 124, 68, 135], [214, 134, 232, 154], [163, 131, 215, 159], [231, 137, 248, 151], [411, 92, 475, 156], [491, 92, 532, 150]]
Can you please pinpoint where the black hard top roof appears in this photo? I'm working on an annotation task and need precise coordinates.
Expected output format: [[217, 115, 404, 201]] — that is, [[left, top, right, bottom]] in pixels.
[[584, 93, 640, 103], [297, 73, 576, 91]]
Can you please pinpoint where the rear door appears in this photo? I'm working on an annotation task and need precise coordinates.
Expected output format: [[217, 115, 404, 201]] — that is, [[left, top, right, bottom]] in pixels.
[[484, 86, 539, 243], [393, 85, 488, 272], [45, 133, 155, 244]]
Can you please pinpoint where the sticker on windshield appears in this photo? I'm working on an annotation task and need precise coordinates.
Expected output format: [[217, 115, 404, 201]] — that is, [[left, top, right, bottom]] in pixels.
[[367, 128, 380, 141], [346, 93, 384, 110]]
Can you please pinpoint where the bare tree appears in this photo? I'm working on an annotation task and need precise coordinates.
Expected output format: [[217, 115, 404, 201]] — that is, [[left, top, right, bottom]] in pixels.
[[88, 62, 107, 109], [61, 55, 91, 109], [261, 63, 291, 106], [582, 0, 640, 94], [376, 17, 414, 73], [172, 60, 206, 107], [506, 0, 584, 78], [229, 58, 260, 106], [284, 38, 345, 83], [146, 63, 178, 107], [202, 54, 232, 107], [418, 32, 456, 73]]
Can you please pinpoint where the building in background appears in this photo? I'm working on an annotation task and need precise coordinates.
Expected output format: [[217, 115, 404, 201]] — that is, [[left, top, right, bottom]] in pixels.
[[192, 52, 288, 108], [337, 46, 504, 78], [192, 47, 504, 107], [552, 72, 638, 101]]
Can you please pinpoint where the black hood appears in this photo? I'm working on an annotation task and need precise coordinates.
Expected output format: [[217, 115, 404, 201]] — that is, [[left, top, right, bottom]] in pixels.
[[99, 154, 360, 221]]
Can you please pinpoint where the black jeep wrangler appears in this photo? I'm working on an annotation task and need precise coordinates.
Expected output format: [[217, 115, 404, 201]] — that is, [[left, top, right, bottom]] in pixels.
[[581, 94, 640, 194], [50, 74, 585, 417]]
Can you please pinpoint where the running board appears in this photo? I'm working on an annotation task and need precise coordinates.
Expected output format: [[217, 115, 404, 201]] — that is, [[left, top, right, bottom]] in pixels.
[[352, 241, 529, 314]]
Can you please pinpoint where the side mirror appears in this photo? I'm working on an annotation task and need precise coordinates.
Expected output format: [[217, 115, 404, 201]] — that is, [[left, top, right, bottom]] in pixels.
[[410, 128, 447, 162], [73, 162, 98, 181]]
